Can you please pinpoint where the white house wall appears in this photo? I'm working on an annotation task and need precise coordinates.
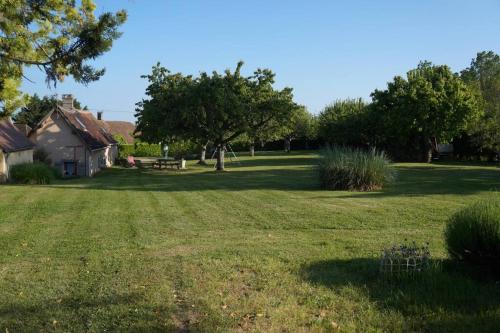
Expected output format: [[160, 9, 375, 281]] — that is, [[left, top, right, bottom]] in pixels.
[[0, 151, 6, 182], [0, 149, 34, 181]]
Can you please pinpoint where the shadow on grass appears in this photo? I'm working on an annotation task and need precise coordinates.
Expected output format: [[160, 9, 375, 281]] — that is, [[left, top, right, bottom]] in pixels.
[[27, 156, 500, 195], [0, 291, 223, 331], [0, 292, 176, 331], [301, 258, 500, 332], [46, 166, 320, 192], [335, 165, 500, 198]]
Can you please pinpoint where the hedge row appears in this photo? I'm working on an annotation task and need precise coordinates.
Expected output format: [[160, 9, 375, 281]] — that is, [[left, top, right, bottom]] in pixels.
[[118, 143, 162, 158], [118, 141, 201, 159]]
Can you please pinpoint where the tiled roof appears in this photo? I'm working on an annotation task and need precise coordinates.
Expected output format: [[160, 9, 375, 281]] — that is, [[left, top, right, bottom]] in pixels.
[[103, 121, 136, 144], [58, 107, 117, 150], [14, 123, 32, 136], [0, 119, 35, 153]]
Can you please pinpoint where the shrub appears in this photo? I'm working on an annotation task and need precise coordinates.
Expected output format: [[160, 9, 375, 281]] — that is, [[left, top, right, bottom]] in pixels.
[[135, 142, 162, 157], [9, 162, 56, 184], [169, 140, 200, 159], [445, 199, 500, 269], [318, 146, 395, 191], [380, 241, 431, 276], [118, 143, 161, 159]]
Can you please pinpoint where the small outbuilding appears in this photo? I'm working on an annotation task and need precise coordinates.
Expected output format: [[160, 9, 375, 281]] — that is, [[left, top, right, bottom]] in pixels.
[[0, 118, 35, 182]]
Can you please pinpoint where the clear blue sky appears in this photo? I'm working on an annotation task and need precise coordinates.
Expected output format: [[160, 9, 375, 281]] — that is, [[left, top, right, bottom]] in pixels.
[[22, 0, 500, 122]]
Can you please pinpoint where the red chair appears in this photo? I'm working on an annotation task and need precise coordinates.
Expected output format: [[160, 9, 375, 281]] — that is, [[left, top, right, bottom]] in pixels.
[[127, 155, 136, 167]]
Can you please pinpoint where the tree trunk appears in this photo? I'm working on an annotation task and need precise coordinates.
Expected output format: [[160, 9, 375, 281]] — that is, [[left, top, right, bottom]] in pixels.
[[249, 143, 255, 157], [216, 144, 225, 171], [197, 144, 207, 165], [420, 137, 433, 163], [284, 138, 291, 153]]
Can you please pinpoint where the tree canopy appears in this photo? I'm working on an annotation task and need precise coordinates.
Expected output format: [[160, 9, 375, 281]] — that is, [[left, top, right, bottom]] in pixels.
[[12, 94, 86, 128], [0, 0, 126, 117], [370, 62, 480, 161], [318, 98, 368, 147], [460, 51, 500, 157], [136, 61, 298, 170]]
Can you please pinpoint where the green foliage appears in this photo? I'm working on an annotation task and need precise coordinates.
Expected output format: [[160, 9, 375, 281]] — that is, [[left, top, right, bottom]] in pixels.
[[318, 98, 369, 146], [0, 1, 126, 117], [460, 51, 500, 157], [319, 146, 395, 191], [279, 106, 318, 141], [118, 143, 162, 159], [9, 162, 56, 184], [12, 94, 85, 127], [168, 140, 199, 159], [113, 134, 127, 145], [370, 62, 480, 161], [136, 61, 298, 169], [445, 198, 500, 270]]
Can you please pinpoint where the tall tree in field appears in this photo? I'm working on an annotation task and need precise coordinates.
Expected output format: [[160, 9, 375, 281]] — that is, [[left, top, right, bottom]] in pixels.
[[135, 65, 192, 144], [318, 98, 369, 147], [13, 94, 85, 128], [279, 106, 317, 152], [370, 62, 480, 162], [135, 64, 210, 162], [460, 51, 500, 158], [188, 62, 297, 170], [136, 62, 297, 170], [0, 1, 126, 118]]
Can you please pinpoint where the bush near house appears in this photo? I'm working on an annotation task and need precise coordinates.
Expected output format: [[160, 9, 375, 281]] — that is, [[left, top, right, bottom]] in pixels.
[[9, 162, 57, 184], [319, 146, 395, 191], [445, 199, 500, 271]]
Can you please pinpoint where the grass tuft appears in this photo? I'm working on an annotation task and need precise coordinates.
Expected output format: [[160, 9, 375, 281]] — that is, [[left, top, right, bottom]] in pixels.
[[318, 146, 395, 191]]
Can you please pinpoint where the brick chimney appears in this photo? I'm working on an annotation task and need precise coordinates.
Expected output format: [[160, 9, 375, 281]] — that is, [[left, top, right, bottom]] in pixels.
[[97, 111, 103, 120], [61, 94, 74, 109]]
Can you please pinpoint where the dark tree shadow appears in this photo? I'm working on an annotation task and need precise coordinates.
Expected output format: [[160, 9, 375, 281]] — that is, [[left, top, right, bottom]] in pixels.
[[0, 291, 222, 332], [41, 164, 500, 196], [336, 165, 500, 198], [0, 293, 176, 332], [300, 258, 500, 332]]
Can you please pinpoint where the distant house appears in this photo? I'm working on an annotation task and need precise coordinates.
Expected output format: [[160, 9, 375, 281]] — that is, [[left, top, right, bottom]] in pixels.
[[100, 117, 136, 144], [29, 94, 118, 177], [0, 119, 35, 182]]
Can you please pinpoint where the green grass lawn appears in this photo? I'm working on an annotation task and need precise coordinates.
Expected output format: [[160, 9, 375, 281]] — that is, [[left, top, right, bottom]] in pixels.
[[1, 152, 499, 332]]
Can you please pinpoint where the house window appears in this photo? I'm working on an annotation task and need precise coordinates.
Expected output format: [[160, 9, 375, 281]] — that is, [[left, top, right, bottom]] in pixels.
[[64, 161, 77, 176]]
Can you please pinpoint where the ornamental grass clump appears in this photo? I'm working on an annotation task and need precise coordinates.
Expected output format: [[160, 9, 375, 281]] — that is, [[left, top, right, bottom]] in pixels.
[[445, 198, 500, 271], [380, 241, 431, 276], [319, 146, 395, 191], [9, 162, 57, 185]]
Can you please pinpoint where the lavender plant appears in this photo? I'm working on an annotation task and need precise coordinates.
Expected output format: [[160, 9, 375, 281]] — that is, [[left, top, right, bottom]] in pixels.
[[380, 240, 431, 275]]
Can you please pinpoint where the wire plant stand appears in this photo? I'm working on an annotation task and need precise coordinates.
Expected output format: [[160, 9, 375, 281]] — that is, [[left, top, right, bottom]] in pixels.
[[380, 241, 431, 276]]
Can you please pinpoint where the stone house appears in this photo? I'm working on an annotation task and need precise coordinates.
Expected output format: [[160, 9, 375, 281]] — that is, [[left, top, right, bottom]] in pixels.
[[0, 118, 35, 182], [29, 94, 118, 177]]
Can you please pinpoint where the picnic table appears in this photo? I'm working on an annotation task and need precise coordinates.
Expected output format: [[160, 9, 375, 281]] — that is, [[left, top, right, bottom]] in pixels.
[[156, 158, 182, 170]]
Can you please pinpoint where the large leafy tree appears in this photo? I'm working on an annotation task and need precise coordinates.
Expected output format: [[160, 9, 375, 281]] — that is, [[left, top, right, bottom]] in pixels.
[[460, 51, 500, 158], [12, 94, 85, 128], [136, 62, 297, 170], [279, 106, 317, 152], [318, 98, 369, 147], [0, 0, 126, 117], [370, 62, 480, 162]]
